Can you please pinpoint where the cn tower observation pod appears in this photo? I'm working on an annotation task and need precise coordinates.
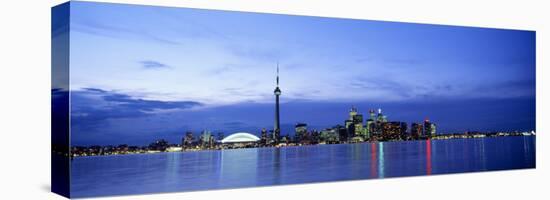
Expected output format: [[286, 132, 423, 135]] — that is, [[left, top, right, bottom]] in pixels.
[[221, 132, 260, 143]]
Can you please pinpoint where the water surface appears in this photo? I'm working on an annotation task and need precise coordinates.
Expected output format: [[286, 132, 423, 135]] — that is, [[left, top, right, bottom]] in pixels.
[[71, 136, 535, 198]]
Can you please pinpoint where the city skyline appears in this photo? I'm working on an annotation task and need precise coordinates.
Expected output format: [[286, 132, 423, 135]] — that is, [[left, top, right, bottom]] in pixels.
[[57, 1, 536, 146]]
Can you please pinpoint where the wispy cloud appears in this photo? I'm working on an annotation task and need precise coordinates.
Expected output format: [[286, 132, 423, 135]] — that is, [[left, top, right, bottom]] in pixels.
[[356, 56, 425, 66], [71, 18, 182, 45], [71, 2, 234, 45], [139, 60, 171, 69], [469, 79, 536, 98], [71, 88, 202, 130]]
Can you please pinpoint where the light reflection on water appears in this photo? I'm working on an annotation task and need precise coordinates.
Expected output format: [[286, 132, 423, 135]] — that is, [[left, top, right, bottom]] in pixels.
[[426, 140, 431, 175], [71, 136, 535, 198], [379, 142, 385, 178]]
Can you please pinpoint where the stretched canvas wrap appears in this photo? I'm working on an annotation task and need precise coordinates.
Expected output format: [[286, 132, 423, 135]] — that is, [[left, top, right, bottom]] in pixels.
[[52, 1, 536, 198]]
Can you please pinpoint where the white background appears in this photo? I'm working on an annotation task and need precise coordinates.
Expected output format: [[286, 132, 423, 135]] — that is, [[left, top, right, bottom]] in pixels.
[[0, 0, 548, 199]]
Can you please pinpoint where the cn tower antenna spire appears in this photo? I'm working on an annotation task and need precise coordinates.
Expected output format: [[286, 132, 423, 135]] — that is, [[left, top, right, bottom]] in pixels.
[[276, 61, 279, 86]]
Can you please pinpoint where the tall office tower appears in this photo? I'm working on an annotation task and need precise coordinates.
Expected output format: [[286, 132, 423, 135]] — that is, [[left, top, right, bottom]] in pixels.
[[365, 119, 374, 140], [430, 123, 437, 137], [261, 128, 268, 145], [377, 108, 388, 122], [399, 122, 408, 140], [295, 123, 308, 142], [183, 131, 194, 149], [369, 109, 376, 120], [200, 130, 212, 147], [349, 106, 358, 120], [346, 106, 363, 138], [411, 123, 423, 139], [424, 119, 432, 138]]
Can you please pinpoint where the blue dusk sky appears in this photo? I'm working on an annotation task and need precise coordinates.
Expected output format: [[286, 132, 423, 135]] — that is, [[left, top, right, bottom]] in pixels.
[[54, 1, 535, 146]]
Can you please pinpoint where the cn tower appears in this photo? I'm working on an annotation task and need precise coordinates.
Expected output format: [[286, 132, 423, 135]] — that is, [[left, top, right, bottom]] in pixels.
[[273, 63, 281, 142]]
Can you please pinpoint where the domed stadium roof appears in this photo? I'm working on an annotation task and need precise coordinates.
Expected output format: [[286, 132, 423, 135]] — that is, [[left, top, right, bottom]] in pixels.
[[221, 132, 260, 143]]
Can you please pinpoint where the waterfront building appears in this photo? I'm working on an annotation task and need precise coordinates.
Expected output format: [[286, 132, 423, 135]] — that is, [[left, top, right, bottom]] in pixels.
[[345, 106, 364, 139], [200, 130, 214, 148], [345, 118, 354, 139], [221, 132, 260, 143], [295, 123, 308, 143], [400, 122, 408, 140], [221, 132, 260, 148], [365, 119, 374, 140], [320, 128, 339, 144], [377, 108, 388, 123], [166, 146, 182, 152], [260, 128, 268, 145], [333, 124, 347, 142], [353, 114, 364, 137], [183, 131, 194, 149], [369, 109, 376, 121], [381, 122, 406, 141], [310, 130, 320, 144], [430, 123, 437, 137], [280, 134, 290, 144], [116, 144, 129, 154], [411, 123, 423, 140], [148, 139, 169, 152], [180, 136, 185, 150], [424, 119, 436, 137], [368, 108, 387, 140]]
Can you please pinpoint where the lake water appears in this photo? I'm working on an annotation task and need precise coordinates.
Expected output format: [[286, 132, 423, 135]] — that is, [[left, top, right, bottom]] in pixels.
[[71, 136, 535, 198]]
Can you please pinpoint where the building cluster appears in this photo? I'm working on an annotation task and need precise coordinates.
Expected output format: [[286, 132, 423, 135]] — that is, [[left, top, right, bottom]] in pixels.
[[67, 64, 535, 158], [71, 139, 182, 157], [255, 107, 437, 146], [68, 106, 536, 157], [69, 128, 534, 157]]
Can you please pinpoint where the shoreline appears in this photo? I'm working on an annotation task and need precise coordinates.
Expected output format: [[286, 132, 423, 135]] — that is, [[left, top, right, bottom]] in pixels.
[[64, 134, 535, 158]]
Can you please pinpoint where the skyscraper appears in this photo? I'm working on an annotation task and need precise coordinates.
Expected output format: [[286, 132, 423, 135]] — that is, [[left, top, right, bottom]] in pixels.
[[424, 119, 436, 138], [381, 121, 405, 141], [411, 123, 423, 140], [345, 106, 364, 139], [273, 63, 282, 143], [295, 123, 308, 142], [261, 128, 268, 145]]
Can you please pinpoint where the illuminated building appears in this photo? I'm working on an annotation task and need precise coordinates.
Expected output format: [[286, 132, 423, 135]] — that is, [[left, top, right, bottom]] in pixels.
[[345, 106, 364, 139], [411, 123, 423, 140], [353, 114, 364, 137], [260, 128, 268, 145], [377, 108, 388, 123], [400, 122, 408, 140], [200, 130, 214, 148], [320, 128, 340, 144], [368, 108, 388, 140], [424, 119, 436, 137], [369, 109, 376, 121], [295, 123, 308, 142], [148, 139, 169, 152], [221, 132, 260, 143], [365, 119, 374, 140], [430, 123, 437, 137], [345, 107, 355, 137], [334, 125, 347, 142], [182, 131, 194, 149], [381, 122, 406, 141]]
